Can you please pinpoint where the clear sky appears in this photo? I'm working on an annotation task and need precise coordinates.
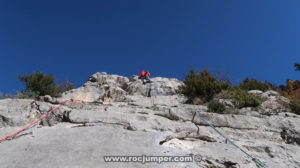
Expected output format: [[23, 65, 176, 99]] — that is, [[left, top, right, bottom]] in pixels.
[[0, 0, 299, 93]]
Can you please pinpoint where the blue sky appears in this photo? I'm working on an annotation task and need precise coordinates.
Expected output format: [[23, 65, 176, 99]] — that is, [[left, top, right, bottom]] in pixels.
[[0, 0, 299, 93]]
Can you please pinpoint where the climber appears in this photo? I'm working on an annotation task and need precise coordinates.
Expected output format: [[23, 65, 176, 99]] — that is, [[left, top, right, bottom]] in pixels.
[[139, 70, 151, 84]]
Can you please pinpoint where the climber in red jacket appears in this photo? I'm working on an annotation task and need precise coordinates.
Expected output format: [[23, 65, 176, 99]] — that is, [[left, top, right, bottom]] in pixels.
[[139, 70, 151, 84]]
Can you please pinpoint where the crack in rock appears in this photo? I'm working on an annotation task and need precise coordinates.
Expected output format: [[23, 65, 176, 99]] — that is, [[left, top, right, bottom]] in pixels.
[[159, 132, 216, 145], [69, 120, 137, 131], [281, 128, 300, 145], [154, 109, 181, 121], [0, 115, 13, 126], [193, 122, 258, 131], [202, 158, 240, 168]]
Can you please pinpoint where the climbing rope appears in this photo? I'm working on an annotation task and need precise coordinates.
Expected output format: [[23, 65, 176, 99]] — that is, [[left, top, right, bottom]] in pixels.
[[0, 99, 114, 143], [192, 111, 268, 168], [0, 97, 267, 167], [0, 100, 76, 143]]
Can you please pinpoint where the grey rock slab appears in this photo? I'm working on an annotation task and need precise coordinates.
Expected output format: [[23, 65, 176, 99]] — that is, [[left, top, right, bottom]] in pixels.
[[0, 124, 198, 168], [0, 99, 35, 127]]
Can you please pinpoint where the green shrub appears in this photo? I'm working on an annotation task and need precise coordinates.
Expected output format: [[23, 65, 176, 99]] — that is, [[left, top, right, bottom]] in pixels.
[[208, 100, 226, 113], [180, 69, 231, 103], [239, 78, 270, 91], [19, 72, 61, 98], [280, 64, 300, 115], [290, 100, 300, 115], [284, 80, 300, 91], [282, 84, 300, 115], [216, 88, 266, 108], [280, 78, 300, 115]]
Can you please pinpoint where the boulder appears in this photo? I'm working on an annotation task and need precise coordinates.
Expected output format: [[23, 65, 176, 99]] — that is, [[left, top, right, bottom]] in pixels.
[[0, 99, 71, 127], [148, 77, 183, 96], [218, 99, 235, 108], [125, 78, 151, 96], [126, 76, 183, 97], [0, 99, 36, 127], [61, 72, 129, 102], [261, 90, 280, 98], [38, 95, 53, 103], [258, 91, 290, 114]]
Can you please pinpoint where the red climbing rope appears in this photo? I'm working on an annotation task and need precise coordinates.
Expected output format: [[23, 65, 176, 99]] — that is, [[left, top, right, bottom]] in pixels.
[[0, 99, 113, 143], [0, 100, 71, 143]]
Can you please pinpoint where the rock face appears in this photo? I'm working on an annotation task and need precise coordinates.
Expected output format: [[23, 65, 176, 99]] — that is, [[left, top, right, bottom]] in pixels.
[[0, 73, 299, 168], [248, 90, 290, 114], [0, 99, 71, 127], [126, 76, 182, 97], [61, 72, 129, 102], [60, 72, 182, 103], [0, 99, 35, 127]]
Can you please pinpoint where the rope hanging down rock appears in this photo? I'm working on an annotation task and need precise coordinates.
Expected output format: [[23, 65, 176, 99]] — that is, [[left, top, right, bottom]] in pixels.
[[0, 99, 113, 143], [0, 100, 72, 143], [192, 111, 268, 168]]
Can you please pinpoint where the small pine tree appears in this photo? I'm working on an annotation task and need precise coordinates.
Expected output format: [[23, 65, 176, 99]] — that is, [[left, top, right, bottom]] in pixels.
[[19, 72, 61, 97], [281, 64, 300, 115], [180, 69, 231, 102], [208, 100, 226, 113], [239, 78, 270, 91]]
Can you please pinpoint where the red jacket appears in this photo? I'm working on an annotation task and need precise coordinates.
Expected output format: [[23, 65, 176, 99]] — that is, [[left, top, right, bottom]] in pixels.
[[140, 70, 150, 77]]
